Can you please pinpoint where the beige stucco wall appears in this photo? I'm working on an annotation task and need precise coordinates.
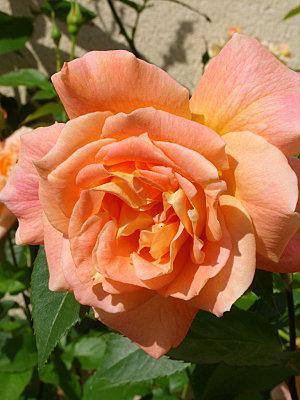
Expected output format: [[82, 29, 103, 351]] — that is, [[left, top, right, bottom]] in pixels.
[[1, 0, 300, 93]]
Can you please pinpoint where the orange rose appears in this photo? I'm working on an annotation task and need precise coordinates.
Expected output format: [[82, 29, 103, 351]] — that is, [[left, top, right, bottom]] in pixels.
[[2, 34, 300, 357], [0, 127, 31, 239]]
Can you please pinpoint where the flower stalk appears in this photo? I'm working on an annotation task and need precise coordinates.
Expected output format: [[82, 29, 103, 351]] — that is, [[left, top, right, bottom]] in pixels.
[[67, 1, 83, 61], [51, 11, 62, 71], [106, 0, 141, 58]]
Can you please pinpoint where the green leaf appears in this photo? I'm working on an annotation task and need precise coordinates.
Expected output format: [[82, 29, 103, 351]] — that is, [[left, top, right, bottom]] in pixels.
[[0, 369, 32, 400], [84, 382, 150, 400], [284, 6, 300, 19], [251, 269, 273, 304], [39, 362, 59, 387], [168, 370, 189, 395], [42, 0, 96, 23], [191, 363, 293, 400], [22, 102, 63, 124], [65, 335, 107, 370], [170, 307, 282, 366], [251, 292, 287, 328], [0, 261, 26, 294], [235, 291, 258, 310], [0, 333, 37, 372], [0, 12, 33, 55], [53, 353, 82, 400], [83, 333, 188, 399], [32, 87, 57, 101], [31, 247, 81, 368], [0, 69, 52, 91], [0, 275, 25, 294]]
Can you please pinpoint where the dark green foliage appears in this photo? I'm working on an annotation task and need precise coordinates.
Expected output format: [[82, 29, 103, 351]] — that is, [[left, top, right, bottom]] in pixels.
[[31, 247, 81, 368], [0, 12, 33, 55]]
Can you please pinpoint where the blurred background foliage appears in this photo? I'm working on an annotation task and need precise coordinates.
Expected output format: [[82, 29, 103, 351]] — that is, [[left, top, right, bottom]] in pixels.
[[1, 1, 300, 400]]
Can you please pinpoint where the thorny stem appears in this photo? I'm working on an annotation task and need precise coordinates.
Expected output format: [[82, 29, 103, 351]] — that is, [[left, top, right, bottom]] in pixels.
[[106, 0, 141, 58], [131, 0, 148, 41], [282, 273, 298, 400]]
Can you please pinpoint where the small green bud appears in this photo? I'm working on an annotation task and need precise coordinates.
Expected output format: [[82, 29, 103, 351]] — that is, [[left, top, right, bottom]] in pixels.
[[51, 20, 61, 46], [67, 2, 83, 36]]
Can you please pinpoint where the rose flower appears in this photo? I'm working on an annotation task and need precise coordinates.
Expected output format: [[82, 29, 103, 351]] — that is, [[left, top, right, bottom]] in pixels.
[[0, 127, 31, 239], [1, 34, 300, 358]]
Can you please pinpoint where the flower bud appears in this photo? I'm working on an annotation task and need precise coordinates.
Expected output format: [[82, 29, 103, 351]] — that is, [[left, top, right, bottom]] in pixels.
[[51, 19, 61, 46], [67, 2, 83, 36]]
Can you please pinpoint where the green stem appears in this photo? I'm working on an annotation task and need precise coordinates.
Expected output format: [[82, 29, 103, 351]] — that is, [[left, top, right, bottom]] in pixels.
[[282, 273, 298, 400], [70, 34, 77, 61], [8, 231, 17, 267], [22, 292, 33, 328], [106, 0, 141, 58], [55, 44, 62, 71]]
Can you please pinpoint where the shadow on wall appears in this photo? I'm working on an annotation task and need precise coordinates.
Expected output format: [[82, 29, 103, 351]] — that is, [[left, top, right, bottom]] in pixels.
[[162, 20, 196, 70], [2, 0, 203, 78]]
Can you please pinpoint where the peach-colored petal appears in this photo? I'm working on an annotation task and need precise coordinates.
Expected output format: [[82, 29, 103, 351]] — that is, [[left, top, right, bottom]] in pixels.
[[257, 230, 300, 273], [135, 169, 174, 191], [223, 131, 300, 262], [204, 181, 227, 242], [43, 215, 70, 291], [94, 220, 145, 287], [35, 112, 112, 178], [94, 295, 197, 358], [102, 107, 228, 169], [0, 124, 63, 244], [0, 205, 15, 239], [48, 226, 152, 312], [35, 113, 113, 235], [52, 51, 190, 119], [271, 383, 292, 400], [132, 224, 188, 289], [94, 177, 146, 209], [154, 141, 219, 185], [140, 221, 179, 260], [162, 216, 232, 300], [39, 139, 112, 235], [175, 173, 206, 237], [164, 189, 193, 235], [191, 195, 256, 316], [68, 190, 106, 281], [96, 133, 176, 168], [190, 34, 300, 155], [76, 164, 110, 189], [118, 204, 152, 237]]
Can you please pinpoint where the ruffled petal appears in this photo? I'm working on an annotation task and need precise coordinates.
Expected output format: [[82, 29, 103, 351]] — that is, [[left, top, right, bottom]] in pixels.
[[43, 215, 71, 291], [191, 195, 256, 316], [223, 131, 300, 261], [0, 124, 63, 244], [162, 216, 231, 300], [102, 107, 228, 169], [190, 34, 300, 155], [35, 113, 113, 235], [94, 295, 197, 358], [52, 51, 190, 119]]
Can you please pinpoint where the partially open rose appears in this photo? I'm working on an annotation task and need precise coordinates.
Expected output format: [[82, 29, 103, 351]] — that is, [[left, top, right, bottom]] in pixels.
[[1, 34, 300, 358], [0, 127, 31, 239]]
